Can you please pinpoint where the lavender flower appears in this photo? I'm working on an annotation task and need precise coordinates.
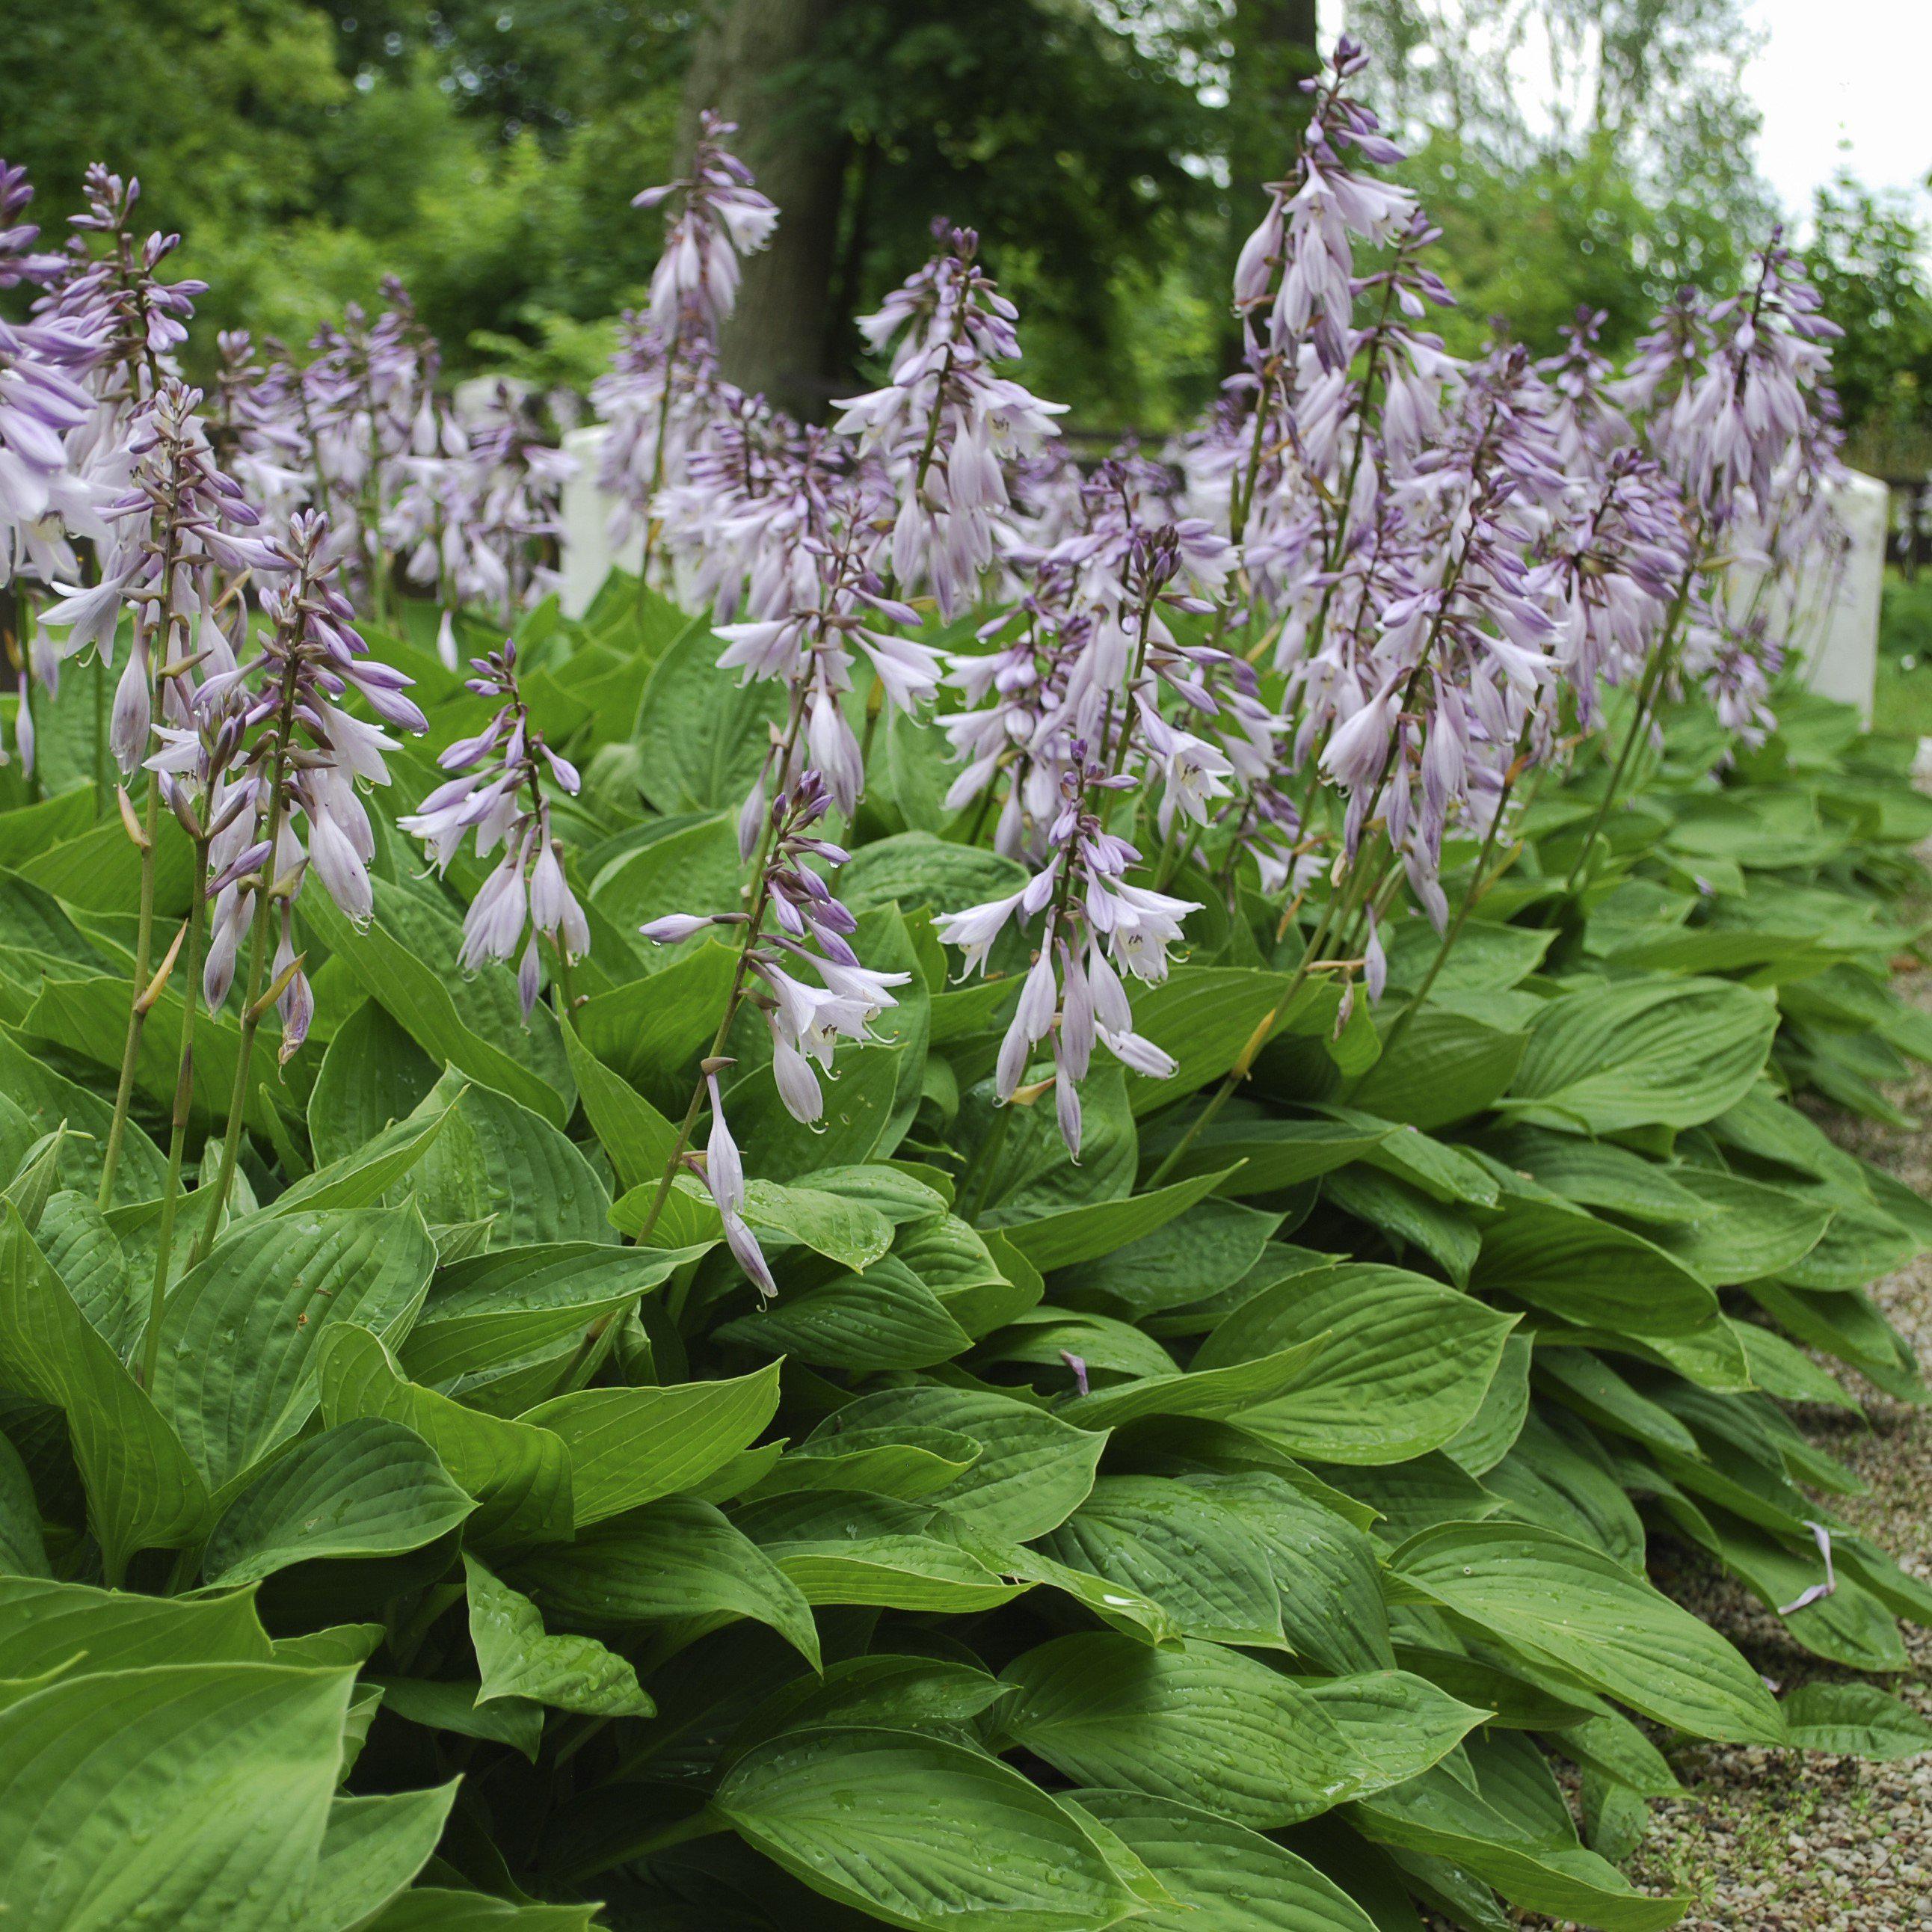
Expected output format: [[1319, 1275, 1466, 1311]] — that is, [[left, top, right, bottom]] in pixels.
[[399, 636, 589, 1016]]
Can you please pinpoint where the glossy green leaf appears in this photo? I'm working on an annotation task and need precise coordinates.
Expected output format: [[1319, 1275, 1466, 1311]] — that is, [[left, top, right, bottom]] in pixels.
[[464, 1555, 654, 1716]]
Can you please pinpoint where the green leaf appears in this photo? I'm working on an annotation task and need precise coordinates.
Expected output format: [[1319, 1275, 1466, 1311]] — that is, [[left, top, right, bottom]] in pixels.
[[511, 1494, 820, 1666], [203, 1418, 474, 1586], [572, 938, 736, 1110], [464, 1555, 654, 1716], [1478, 1127, 1704, 1223], [1194, 1263, 1517, 1465], [999, 1633, 1370, 1827], [0, 1575, 272, 1677], [591, 813, 743, 940], [716, 1255, 975, 1370], [0, 1204, 208, 1578], [1781, 1682, 1932, 1759], [997, 1167, 1235, 1272], [316, 1326, 573, 1545], [746, 1426, 981, 1503], [149, 1204, 439, 1501], [967, 1062, 1139, 1223], [402, 1242, 683, 1385], [559, 1017, 680, 1190], [1124, 967, 1302, 1112], [0, 1433, 49, 1578], [369, 1675, 543, 1758], [406, 1077, 612, 1249], [1348, 1006, 1528, 1129], [1037, 1476, 1288, 1647], [1305, 1670, 1492, 1789], [521, 1361, 781, 1528], [1389, 1520, 1785, 1744], [814, 1385, 1107, 1543], [303, 884, 572, 1126], [0, 1030, 166, 1205], [635, 618, 788, 813], [0, 1661, 353, 1932], [292, 1784, 462, 1932], [1056, 1338, 1331, 1430], [739, 1491, 1029, 1615], [715, 1725, 1145, 1932], [1059, 1198, 1285, 1320], [1073, 1789, 1382, 1932], [360, 1889, 599, 1929], [1349, 1755, 1686, 1932], [1177, 1469, 1395, 1674], [305, 998, 441, 1170], [1469, 1196, 1719, 1338], [1501, 977, 1777, 1133], [1137, 1113, 1389, 1196]]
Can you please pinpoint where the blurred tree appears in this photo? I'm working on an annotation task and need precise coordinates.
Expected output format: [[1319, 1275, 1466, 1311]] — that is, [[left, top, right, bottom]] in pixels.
[[1802, 172, 1932, 464]]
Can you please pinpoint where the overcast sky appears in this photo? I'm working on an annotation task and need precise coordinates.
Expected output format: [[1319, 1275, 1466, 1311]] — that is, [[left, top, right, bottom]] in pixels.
[[1745, 0, 1932, 222]]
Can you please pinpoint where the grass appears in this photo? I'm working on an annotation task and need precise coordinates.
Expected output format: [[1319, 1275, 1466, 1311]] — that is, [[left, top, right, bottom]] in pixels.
[[1874, 569, 1932, 742]]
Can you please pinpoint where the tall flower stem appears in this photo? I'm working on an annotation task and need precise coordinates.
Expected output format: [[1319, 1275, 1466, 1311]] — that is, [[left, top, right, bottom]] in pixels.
[[140, 838, 209, 1384], [96, 528, 185, 1210], [190, 691, 296, 1265], [1562, 564, 1695, 893]]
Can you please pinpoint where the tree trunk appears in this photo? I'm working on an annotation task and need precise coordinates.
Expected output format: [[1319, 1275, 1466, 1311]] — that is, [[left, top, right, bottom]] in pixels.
[[680, 0, 850, 421], [1222, 0, 1321, 369]]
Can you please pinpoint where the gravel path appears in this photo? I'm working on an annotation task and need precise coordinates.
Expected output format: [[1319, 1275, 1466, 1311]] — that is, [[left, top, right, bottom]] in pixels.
[[1513, 954, 1932, 1932], [1619, 997, 1932, 1932]]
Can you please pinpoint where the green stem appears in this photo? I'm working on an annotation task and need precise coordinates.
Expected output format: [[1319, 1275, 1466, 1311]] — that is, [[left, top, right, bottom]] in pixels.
[[96, 761, 164, 1210], [190, 695, 295, 1266], [140, 842, 209, 1385]]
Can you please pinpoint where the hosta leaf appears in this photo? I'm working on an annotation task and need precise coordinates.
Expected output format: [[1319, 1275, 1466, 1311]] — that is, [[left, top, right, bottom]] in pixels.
[[1443, 1331, 1532, 1477], [292, 1784, 461, 1932], [360, 1889, 599, 1929], [559, 1017, 680, 1190], [999, 1633, 1370, 1827], [0, 1030, 166, 1205], [464, 1555, 654, 1716], [149, 1204, 439, 1501], [0, 1661, 353, 1932], [1781, 1682, 1932, 1759], [714, 1725, 1145, 1932], [571, 938, 737, 1110], [1325, 1166, 1480, 1287], [634, 618, 788, 813], [1645, 1169, 1831, 1285], [402, 1242, 685, 1385], [965, 1062, 1139, 1222], [1350, 1758, 1685, 1931], [814, 1385, 1107, 1543], [997, 1167, 1234, 1272], [203, 1418, 474, 1587], [1059, 1198, 1285, 1320], [1478, 1127, 1704, 1223], [1483, 1412, 1646, 1573], [1389, 1520, 1785, 1744], [1123, 967, 1305, 1113], [303, 884, 572, 1126], [0, 1203, 208, 1579], [1305, 1670, 1491, 1791], [511, 1494, 820, 1666], [1176, 1469, 1396, 1674], [1136, 1112, 1390, 1196], [716, 1255, 973, 1370], [739, 1491, 1028, 1614], [1056, 1337, 1330, 1430], [745, 1426, 981, 1502], [369, 1676, 543, 1757], [1073, 1789, 1382, 1932], [274, 1096, 461, 1218], [1194, 1263, 1516, 1465], [0, 1433, 49, 1578], [406, 1077, 612, 1249], [610, 1174, 893, 1272], [316, 1326, 573, 1544], [306, 998, 440, 1169], [522, 1360, 781, 1527], [1501, 976, 1776, 1133], [1036, 1476, 1287, 1647], [727, 1654, 1012, 1756], [1348, 1006, 1528, 1130], [0, 1575, 271, 1676], [1469, 1196, 1718, 1338]]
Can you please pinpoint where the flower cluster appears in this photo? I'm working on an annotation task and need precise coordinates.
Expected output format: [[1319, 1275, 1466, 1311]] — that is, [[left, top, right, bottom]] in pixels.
[[401, 636, 589, 1015]]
